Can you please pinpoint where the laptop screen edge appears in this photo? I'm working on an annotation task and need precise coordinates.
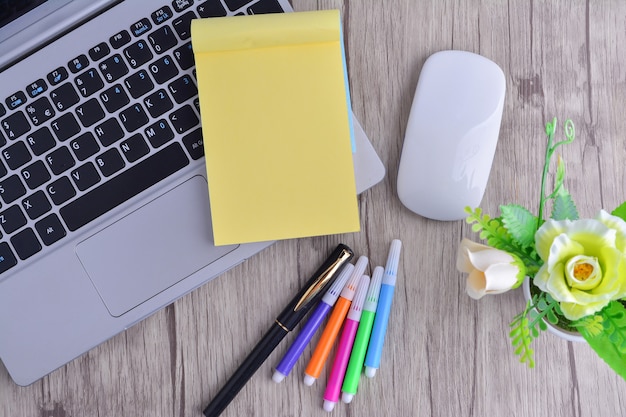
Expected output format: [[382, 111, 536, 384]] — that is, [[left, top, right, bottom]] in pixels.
[[0, 0, 118, 71]]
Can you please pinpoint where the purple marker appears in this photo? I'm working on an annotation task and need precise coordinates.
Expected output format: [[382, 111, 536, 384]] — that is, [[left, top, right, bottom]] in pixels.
[[272, 263, 355, 383]]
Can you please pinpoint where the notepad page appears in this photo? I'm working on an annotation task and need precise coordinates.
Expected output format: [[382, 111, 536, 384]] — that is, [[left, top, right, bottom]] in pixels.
[[191, 10, 360, 245]]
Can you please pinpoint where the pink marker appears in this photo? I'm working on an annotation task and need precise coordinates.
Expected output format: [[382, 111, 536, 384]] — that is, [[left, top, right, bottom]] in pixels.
[[322, 275, 370, 412]]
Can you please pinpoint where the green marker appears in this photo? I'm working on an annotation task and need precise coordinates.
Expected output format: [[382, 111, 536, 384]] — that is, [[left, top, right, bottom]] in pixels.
[[341, 265, 383, 403]]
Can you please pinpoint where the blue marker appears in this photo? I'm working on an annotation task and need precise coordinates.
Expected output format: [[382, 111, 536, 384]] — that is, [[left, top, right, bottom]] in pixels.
[[364, 239, 402, 378]]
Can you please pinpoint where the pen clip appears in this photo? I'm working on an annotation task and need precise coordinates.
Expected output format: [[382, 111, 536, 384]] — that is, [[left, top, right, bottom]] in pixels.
[[293, 247, 353, 311]]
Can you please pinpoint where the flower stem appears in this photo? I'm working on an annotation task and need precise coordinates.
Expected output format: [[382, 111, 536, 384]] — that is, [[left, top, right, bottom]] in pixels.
[[537, 118, 557, 229]]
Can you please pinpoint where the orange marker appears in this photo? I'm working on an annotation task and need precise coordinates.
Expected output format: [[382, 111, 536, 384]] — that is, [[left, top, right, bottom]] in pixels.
[[303, 255, 369, 386]]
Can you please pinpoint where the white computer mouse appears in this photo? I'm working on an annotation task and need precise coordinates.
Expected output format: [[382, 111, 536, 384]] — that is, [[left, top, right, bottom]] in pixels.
[[397, 50, 506, 221]]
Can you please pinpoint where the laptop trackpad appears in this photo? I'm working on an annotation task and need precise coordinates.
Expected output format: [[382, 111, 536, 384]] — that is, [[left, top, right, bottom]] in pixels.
[[76, 176, 238, 317]]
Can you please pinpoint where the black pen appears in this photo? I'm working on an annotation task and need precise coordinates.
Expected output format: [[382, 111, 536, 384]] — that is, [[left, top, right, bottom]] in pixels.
[[203, 244, 355, 417]]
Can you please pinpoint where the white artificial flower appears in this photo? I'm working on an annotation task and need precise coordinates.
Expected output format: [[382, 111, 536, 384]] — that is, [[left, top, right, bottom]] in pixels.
[[457, 238, 523, 299]]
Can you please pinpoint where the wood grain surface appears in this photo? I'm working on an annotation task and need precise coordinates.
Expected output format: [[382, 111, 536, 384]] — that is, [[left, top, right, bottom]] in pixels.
[[3, 0, 626, 416]]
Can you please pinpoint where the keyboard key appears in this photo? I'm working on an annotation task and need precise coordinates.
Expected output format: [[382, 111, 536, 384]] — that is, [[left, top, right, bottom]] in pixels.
[[0, 205, 27, 234], [47, 176, 76, 205], [76, 98, 105, 127], [144, 89, 173, 118], [10, 228, 41, 260], [0, 175, 26, 204], [95, 149, 125, 177], [100, 84, 130, 113], [145, 119, 174, 148], [26, 79, 48, 99], [70, 132, 100, 161], [172, 0, 194, 13], [68, 55, 89, 73], [193, 96, 200, 112], [169, 104, 199, 134], [2, 111, 31, 140], [247, 0, 284, 14], [131, 18, 152, 37], [120, 103, 149, 132], [120, 133, 149, 163], [47, 67, 69, 86], [89, 42, 111, 61], [123, 40, 153, 69], [182, 128, 204, 160], [5, 91, 27, 110], [173, 42, 194, 70], [151, 5, 173, 24], [51, 113, 81, 141], [223, 0, 250, 11], [110, 30, 131, 49], [45, 146, 76, 175], [50, 83, 80, 112], [25, 96, 55, 126], [60, 142, 189, 231], [99, 54, 129, 83], [75, 68, 104, 97], [2, 141, 32, 170], [124, 69, 154, 99], [168, 74, 197, 104], [149, 55, 179, 84], [95, 118, 125, 147], [0, 160, 7, 178], [172, 11, 196, 40], [35, 213, 66, 246], [21, 160, 51, 189], [0, 103, 5, 117], [148, 25, 178, 54], [0, 242, 18, 273], [197, 1, 227, 17], [71, 162, 101, 191], [26, 127, 56, 156], [95, 148, 126, 177], [21, 190, 52, 220], [167, 74, 198, 104]]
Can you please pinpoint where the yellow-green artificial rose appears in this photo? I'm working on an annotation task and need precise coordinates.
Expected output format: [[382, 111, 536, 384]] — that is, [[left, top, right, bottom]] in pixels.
[[534, 210, 626, 320], [457, 239, 525, 299]]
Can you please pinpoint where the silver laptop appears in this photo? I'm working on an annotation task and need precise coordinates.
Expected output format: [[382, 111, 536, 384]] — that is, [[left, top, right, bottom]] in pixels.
[[0, 0, 385, 386]]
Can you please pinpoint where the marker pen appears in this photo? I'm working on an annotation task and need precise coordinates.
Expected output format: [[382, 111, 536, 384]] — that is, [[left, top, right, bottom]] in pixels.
[[303, 255, 369, 386], [341, 266, 383, 403], [364, 239, 402, 378], [323, 275, 370, 412], [272, 263, 355, 383], [202, 244, 354, 417]]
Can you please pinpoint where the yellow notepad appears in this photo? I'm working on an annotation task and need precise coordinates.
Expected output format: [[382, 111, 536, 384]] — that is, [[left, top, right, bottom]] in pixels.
[[191, 10, 360, 246]]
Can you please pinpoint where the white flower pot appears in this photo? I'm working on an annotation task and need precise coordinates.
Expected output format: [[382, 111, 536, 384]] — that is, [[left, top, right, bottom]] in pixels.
[[522, 277, 586, 343]]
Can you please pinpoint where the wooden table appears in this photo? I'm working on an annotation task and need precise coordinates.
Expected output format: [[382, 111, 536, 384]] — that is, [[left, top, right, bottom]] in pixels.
[[3, 1, 626, 416]]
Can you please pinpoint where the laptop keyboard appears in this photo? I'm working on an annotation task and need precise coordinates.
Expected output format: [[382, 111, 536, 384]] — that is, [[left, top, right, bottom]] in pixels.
[[0, 0, 285, 274]]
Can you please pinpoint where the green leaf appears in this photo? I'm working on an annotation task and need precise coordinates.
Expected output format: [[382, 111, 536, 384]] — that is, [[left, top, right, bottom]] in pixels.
[[464, 206, 543, 273], [611, 201, 626, 222], [537, 298, 549, 311], [577, 301, 626, 381], [551, 187, 579, 220], [509, 302, 544, 369], [554, 156, 566, 194], [577, 315, 605, 337], [545, 117, 557, 137], [500, 204, 538, 247], [547, 310, 558, 325]]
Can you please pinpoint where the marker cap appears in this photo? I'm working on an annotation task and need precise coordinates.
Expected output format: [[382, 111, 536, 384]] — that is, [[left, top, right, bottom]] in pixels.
[[340, 256, 368, 300]]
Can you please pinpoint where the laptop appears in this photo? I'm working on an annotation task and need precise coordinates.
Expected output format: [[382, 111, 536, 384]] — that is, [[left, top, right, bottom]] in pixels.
[[0, 0, 385, 386]]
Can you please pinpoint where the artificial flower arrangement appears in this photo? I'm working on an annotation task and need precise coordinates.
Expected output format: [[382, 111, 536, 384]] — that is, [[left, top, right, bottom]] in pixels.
[[456, 117, 626, 380]]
